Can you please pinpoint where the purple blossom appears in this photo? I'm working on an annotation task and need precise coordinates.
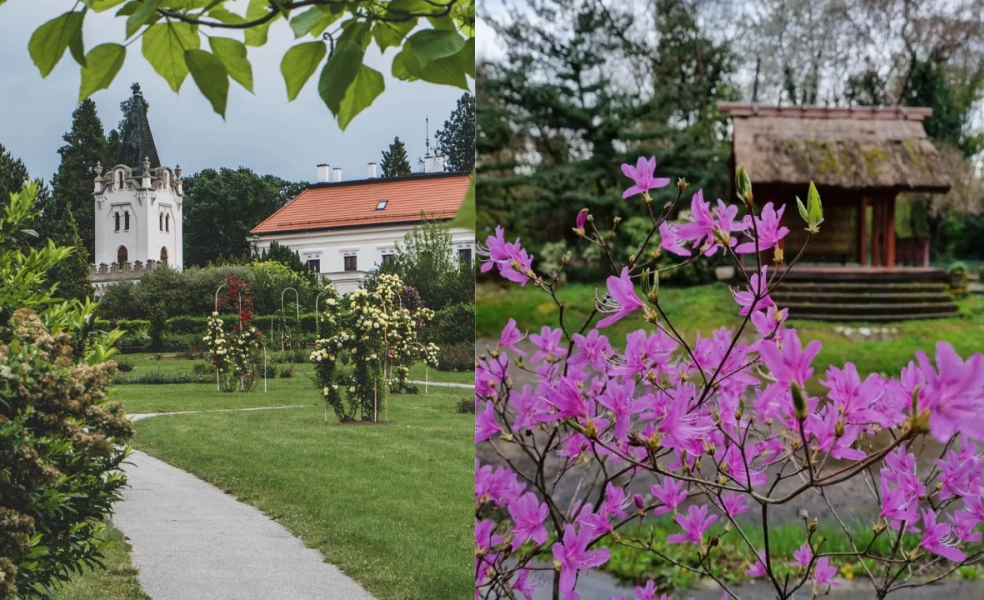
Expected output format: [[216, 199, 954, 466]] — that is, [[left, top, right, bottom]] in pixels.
[[791, 542, 812, 568], [677, 190, 743, 256], [659, 221, 691, 257], [476, 401, 501, 442], [598, 379, 644, 440], [719, 490, 749, 518], [731, 266, 774, 316], [915, 342, 984, 442], [666, 504, 718, 546], [570, 329, 613, 372], [758, 329, 822, 388], [736, 202, 789, 254], [576, 208, 589, 232], [920, 508, 967, 562], [814, 557, 839, 587], [541, 376, 590, 421], [511, 569, 537, 600], [596, 267, 645, 329], [621, 156, 671, 199], [530, 326, 564, 364], [746, 551, 768, 577], [509, 492, 549, 550], [651, 478, 688, 516], [498, 318, 527, 356], [552, 524, 611, 595]]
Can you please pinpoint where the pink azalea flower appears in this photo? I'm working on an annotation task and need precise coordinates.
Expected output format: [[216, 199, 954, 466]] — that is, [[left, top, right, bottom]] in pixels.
[[651, 477, 688, 516], [634, 580, 659, 600], [758, 329, 822, 387], [746, 551, 768, 577], [598, 379, 644, 440], [919, 508, 967, 562], [791, 542, 812, 568], [530, 326, 564, 364], [511, 569, 537, 600], [666, 504, 718, 546], [498, 318, 527, 356], [552, 524, 611, 595], [621, 156, 671, 199], [731, 266, 774, 316], [751, 305, 787, 340], [677, 189, 743, 256], [478, 225, 511, 272], [570, 329, 613, 372], [509, 492, 550, 550], [915, 342, 984, 442], [879, 479, 919, 529], [659, 221, 691, 257], [541, 376, 590, 421], [950, 510, 983, 543], [596, 267, 645, 328], [814, 557, 839, 587], [719, 490, 749, 518], [736, 202, 789, 254], [476, 462, 525, 507], [576, 208, 589, 232], [476, 401, 501, 442]]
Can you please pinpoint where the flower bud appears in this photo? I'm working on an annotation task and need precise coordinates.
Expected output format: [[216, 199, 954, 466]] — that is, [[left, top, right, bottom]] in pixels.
[[791, 382, 808, 422], [613, 216, 622, 226], [735, 165, 753, 207], [774, 246, 784, 264], [810, 518, 818, 532], [834, 417, 845, 438], [562, 252, 572, 265], [677, 177, 689, 192], [796, 182, 824, 234]]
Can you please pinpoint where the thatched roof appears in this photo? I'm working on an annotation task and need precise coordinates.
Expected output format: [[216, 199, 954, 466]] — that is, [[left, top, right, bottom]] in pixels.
[[718, 103, 951, 193]]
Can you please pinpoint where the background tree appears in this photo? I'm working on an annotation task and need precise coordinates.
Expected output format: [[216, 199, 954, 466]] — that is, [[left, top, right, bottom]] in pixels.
[[435, 92, 476, 172], [0, 143, 29, 204], [13, 1, 474, 125], [380, 136, 412, 177], [182, 167, 301, 267], [257, 240, 318, 285]]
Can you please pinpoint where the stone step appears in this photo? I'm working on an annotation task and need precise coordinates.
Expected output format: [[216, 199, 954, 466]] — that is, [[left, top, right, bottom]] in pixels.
[[773, 291, 954, 304], [776, 281, 950, 293], [785, 301, 959, 320], [788, 311, 960, 322]]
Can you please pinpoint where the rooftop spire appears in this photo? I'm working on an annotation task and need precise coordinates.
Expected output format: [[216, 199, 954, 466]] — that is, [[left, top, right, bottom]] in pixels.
[[116, 83, 161, 172]]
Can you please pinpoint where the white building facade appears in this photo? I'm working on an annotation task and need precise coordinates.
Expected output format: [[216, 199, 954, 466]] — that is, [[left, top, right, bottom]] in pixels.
[[91, 86, 183, 295], [251, 168, 472, 295]]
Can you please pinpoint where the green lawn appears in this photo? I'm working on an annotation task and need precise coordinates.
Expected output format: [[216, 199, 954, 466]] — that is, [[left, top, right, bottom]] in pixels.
[[478, 282, 984, 384], [128, 392, 472, 600], [51, 525, 149, 600]]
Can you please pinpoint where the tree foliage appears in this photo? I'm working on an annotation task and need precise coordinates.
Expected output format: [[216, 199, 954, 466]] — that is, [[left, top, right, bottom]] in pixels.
[[435, 92, 475, 172], [182, 167, 302, 267], [14, 0, 475, 125], [0, 182, 132, 600], [380, 136, 412, 177]]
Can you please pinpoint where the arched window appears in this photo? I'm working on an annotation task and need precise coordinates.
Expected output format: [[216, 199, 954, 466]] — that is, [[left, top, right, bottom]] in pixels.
[[114, 212, 120, 231], [165, 214, 170, 232], [124, 211, 130, 230], [160, 247, 168, 265], [117, 246, 128, 265], [116, 170, 124, 189]]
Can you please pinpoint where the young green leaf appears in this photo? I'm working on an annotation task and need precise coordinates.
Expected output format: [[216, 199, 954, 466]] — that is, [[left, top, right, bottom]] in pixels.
[[244, 0, 281, 46], [115, 1, 139, 17], [281, 41, 327, 101], [289, 6, 340, 38], [69, 17, 86, 67], [142, 22, 200, 92], [458, 37, 475, 78], [318, 42, 364, 115], [28, 11, 85, 78], [406, 29, 466, 67], [210, 37, 253, 92], [185, 49, 229, 118], [392, 46, 468, 89], [126, 0, 161, 38], [372, 19, 416, 52], [208, 7, 246, 25], [79, 43, 126, 100], [337, 64, 384, 129], [89, 0, 128, 12]]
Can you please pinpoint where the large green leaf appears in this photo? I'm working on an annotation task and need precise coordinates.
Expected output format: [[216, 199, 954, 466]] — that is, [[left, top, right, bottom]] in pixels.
[[79, 43, 126, 100], [448, 170, 475, 230], [406, 29, 466, 67], [142, 22, 199, 92], [28, 11, 85, 78], [289, 6, 340, 38], [126, 0, 161, 38], [372, 19, 416, 52], [317, 42, 363, 115], [281, 41, 327, 101], [244, 0, 281, 46], [88, 0, 128, 12], [208, 7, 246, 24], [458, 37, 475, 78], [337, 64, 384, 130], [210, 37, 252, 92], [68, 16, 86, 67], [392, 46, 468, 89], [185, 49, 229, 117]]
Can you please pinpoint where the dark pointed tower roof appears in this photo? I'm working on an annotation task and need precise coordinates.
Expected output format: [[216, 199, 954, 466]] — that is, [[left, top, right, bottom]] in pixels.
[[116, 84, 161, 173]]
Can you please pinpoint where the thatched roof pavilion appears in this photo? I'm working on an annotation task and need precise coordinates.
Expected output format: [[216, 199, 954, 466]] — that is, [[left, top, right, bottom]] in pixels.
[[718, 103, 951, 269]]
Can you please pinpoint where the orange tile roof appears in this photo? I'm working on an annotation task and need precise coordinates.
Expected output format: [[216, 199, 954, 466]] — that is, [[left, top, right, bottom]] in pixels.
[[251, 172, 471, 235]]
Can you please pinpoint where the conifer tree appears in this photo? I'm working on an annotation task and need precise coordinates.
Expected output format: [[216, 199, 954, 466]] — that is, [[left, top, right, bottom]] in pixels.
[[435, 93, 476, 173], [380, 137, 412, 177]]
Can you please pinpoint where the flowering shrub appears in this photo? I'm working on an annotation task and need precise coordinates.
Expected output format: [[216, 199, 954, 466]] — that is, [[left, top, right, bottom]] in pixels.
[[475, 159, 984, 600], [203, 275, 262, 392], [311, 274, 438, 422]]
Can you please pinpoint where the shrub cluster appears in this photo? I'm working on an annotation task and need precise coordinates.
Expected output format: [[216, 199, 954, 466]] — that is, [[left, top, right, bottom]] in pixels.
[[437, 342, 474, 372]]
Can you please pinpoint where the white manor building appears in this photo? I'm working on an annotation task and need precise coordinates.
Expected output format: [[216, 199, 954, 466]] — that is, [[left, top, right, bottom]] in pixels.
[[91, 86, 183, 295], [250, 162, 473, 294]]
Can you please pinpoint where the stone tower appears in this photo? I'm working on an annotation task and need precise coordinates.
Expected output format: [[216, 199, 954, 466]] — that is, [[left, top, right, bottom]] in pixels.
[[92, 84, 183, 285]]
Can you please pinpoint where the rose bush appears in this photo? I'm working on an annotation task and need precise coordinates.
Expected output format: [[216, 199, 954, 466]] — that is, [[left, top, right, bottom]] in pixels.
[[475, 159, 984, 599]]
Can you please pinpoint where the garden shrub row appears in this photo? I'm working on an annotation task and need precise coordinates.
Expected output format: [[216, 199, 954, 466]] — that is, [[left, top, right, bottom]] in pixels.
[[437, 342, 474, 372], [426, 303, 475, 346]]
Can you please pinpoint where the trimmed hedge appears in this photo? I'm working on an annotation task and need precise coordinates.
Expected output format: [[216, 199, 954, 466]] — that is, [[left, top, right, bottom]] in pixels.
[[96, 313, 322, 336], [426, 303, 475, 346], [437, 342, 474, 372]]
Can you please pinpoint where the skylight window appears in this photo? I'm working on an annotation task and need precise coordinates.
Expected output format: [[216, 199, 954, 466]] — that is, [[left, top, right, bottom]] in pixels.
[[376, 200, 388, 210]]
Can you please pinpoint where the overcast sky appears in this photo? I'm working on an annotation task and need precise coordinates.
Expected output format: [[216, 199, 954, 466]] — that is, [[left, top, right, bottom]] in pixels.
[[0, 3, 468, 184]]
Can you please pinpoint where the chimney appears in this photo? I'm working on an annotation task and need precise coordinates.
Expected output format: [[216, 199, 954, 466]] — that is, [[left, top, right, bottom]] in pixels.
[[332, 167, 342, 182], [317, 164, 330, 183], [368, 162, 378, 179], [424, 155, 446, 173]]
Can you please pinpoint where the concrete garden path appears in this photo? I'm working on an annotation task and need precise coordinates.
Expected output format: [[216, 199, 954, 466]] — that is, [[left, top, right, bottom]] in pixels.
[[114, 408, 377, 600]]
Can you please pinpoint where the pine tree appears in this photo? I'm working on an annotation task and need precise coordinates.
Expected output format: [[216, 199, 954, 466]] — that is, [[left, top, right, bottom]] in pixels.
[[0, 143, 30, 205], [435, 93, 476, 173], [380, 137, 412, 177], [52, 99, 109, 256], [35, 192, 92, 302]]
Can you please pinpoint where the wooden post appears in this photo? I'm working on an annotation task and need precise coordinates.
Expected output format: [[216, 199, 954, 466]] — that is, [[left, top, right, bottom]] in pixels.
[[872, 199, 882, 267], [858, 196, 868, 266], [886, 194, 896, 268]]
